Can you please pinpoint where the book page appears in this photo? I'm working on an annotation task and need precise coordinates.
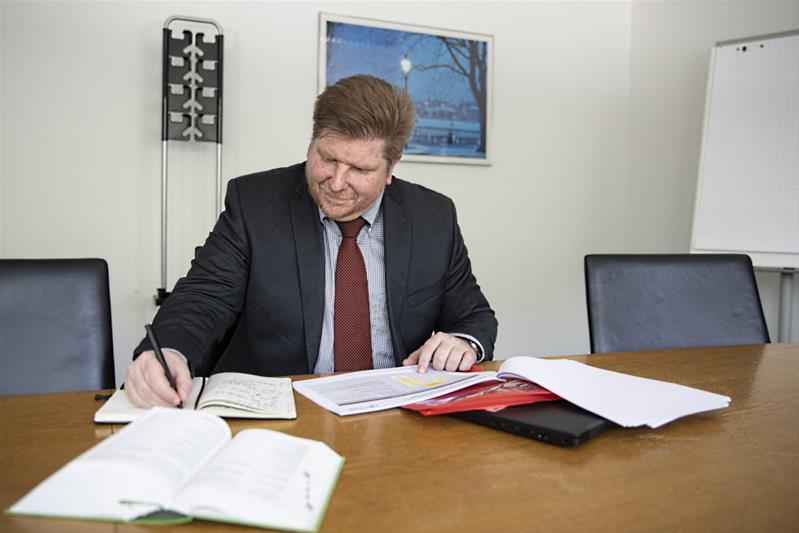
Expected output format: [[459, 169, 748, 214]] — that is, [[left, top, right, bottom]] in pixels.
[[197, 372, 296, 418], [170, 429, 344, 532], [83, 408, 231, 497], [9, 408, 231, 522]]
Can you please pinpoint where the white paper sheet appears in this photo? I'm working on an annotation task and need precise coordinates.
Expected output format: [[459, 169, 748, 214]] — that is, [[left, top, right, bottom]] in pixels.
[[497, 357, 730, 428]]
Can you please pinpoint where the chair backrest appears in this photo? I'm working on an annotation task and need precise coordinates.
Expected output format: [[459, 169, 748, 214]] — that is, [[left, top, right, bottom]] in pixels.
[[584, 254, 770, 354], [0, 258, 115, 396]]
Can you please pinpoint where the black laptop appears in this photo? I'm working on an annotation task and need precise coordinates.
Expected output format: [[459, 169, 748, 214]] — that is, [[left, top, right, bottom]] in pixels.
[[450, 400, 616, 447]]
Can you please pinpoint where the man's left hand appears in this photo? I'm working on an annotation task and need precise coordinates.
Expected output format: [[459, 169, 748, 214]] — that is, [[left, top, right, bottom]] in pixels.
[[402, 332, 477, 373]]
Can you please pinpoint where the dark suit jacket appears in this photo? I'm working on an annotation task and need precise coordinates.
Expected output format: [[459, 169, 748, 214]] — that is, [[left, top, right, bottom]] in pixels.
[[136, 163, 497, 376]]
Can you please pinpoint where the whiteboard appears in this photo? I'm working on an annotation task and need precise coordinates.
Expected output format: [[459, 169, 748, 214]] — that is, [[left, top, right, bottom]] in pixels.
[[691, 30, 799, 269]]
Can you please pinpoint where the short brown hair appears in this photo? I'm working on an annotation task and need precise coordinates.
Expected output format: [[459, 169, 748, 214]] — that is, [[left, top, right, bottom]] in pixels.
[[312, 75, 415, 161]]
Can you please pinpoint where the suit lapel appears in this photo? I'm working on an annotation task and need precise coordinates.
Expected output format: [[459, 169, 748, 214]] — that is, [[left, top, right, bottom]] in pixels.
[[383, 181, 412, 362], [290, 174, 325, 372]]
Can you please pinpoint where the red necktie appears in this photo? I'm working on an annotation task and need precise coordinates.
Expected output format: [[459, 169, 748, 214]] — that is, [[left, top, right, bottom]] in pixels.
[[334, 218, 373, 372]]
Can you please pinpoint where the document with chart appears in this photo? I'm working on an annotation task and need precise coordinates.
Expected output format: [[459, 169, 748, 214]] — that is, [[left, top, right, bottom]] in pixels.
[[293, 366, 499, 416]]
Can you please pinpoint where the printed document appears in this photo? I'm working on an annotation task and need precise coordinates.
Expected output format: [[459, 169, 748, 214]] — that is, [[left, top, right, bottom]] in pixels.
[[293, 365, 498, 416]]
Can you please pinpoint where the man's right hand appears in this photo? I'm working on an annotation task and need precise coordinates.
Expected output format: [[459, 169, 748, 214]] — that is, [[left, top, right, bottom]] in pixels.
[[124, 350, 192, 408]]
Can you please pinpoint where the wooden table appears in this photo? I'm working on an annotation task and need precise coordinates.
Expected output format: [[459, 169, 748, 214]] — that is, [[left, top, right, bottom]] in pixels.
[[2, 343, 798, 532]]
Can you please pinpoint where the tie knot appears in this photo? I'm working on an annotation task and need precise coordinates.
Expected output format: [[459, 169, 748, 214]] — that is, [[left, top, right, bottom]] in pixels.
[[336, 218, 366, 239]]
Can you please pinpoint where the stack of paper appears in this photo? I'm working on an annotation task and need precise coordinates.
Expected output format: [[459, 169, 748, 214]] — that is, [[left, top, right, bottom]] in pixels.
[[497, 357, 731, 428]]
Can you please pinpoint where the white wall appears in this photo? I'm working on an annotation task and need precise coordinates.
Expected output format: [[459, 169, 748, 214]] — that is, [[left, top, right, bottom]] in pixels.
[[1, 1, 795, 385]]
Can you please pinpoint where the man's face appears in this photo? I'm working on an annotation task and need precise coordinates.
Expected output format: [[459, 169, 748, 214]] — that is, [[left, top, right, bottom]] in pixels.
[[306, 131, 397, 222]]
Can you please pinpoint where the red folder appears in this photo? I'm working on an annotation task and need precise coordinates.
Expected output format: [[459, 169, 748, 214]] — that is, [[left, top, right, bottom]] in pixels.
[[403, 378, 560, 416]]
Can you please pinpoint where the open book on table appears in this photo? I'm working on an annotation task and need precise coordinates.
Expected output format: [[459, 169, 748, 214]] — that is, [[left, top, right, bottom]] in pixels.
[[8, 408, 343, 532], [95, 372, 296, 423], [294, 357, 731, 427]]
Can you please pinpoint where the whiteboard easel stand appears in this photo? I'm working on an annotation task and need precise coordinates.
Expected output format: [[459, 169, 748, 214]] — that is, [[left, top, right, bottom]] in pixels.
[[691, 29, 799, 343], [779, 269, 795, 342]]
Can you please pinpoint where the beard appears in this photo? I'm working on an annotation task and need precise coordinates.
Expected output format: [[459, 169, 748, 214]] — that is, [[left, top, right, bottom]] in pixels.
[[307, 178, 382, 222], [307, 180, 374, 222]]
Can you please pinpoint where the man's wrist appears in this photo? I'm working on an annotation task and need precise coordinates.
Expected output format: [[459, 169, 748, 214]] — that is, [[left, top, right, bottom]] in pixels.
[[162, 348, 193, 377], [467, 340, 481, 356], [449, 333, 485, 363]]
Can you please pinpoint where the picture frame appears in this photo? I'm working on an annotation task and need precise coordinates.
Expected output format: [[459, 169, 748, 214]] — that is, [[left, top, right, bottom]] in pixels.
[[318, 13, 493, 165]]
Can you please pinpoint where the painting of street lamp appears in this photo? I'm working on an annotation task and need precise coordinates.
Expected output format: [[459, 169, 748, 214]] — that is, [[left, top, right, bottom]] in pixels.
[[400, 55, 412, 92], [318, 13, 493, 165]]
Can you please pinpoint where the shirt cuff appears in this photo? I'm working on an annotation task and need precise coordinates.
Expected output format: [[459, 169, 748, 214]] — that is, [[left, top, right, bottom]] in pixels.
[[449, 333, 486, 363], [163, 348, 193, 377]]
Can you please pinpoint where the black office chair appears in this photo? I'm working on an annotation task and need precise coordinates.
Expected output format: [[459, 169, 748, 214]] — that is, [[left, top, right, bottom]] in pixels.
[[0, 258, 115, 396], [584, 254, 770, 354]]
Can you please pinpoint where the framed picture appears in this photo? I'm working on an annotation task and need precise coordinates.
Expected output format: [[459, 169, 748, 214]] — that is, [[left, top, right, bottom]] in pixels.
[[318, 13, 493, 165]]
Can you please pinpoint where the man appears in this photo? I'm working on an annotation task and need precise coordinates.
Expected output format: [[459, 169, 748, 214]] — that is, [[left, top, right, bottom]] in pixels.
[[126, 75, 497, 408]]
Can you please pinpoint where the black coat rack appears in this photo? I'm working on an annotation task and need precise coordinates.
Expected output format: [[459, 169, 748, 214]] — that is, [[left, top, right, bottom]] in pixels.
[[157, 16, 224, 306]]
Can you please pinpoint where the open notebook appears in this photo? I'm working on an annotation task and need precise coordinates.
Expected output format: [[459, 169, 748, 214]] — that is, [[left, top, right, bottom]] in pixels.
[[95, 372, 296, 422]]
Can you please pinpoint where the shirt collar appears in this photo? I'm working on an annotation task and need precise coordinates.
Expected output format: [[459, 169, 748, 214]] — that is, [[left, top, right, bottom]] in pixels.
[[317, 190, 384, 226]]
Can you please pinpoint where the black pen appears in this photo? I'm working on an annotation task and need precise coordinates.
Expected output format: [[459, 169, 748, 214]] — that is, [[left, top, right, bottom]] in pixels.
[[145, 324, 183, 408]]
